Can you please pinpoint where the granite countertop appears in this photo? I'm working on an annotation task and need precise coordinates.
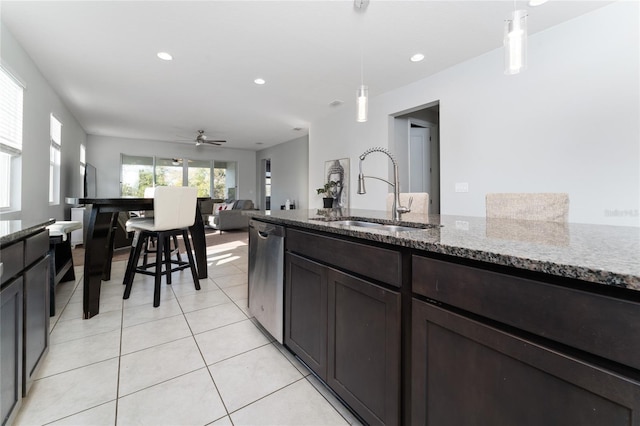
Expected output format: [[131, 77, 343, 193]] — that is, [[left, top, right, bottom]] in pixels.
[[246, 209, 640, 291], [0, 219, 55, 246]]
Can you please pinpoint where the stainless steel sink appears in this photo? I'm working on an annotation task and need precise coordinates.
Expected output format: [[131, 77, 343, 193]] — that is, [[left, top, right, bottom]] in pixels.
[[328, 219, 431, 232]]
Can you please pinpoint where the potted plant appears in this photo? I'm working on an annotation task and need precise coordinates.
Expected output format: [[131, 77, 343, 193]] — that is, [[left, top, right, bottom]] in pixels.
[[316, 181, 337, 208]]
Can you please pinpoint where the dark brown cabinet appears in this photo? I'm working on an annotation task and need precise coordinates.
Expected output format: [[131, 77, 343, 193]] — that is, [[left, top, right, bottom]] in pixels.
[[1, 277, 23, 426], [23, 255, 50, 395], [1, 227, 50, 426], [285, 229, 402, 426], [327, 269, 400, 426], [411, 254, 640, 426], [285, 253, 328, 379]]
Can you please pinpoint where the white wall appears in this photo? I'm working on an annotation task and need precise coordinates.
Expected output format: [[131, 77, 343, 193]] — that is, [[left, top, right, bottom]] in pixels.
[[86, 135, 257, 202], [1, 25, 86, 222], [256, 135, 309, 210], [309, 2, 639, 226]]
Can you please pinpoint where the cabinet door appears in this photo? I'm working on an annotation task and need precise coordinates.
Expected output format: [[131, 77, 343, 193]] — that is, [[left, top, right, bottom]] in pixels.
[[23, 255, 50, 395], [285, 253, 328, 379], [328, 270, 401, 426], [1, 277, 23, 426], [412, 299, 640, 426]]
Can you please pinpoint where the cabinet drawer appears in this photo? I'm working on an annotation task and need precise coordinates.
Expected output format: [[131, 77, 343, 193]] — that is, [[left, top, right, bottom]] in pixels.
[[1, 241, 24, 286], [288, 229, 401, 287], [412, 255, 640, 370], [24, 230, 49, 268]]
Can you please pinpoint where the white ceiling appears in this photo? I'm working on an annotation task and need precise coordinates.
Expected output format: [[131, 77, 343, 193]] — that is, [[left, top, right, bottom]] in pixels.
[[1, 0, 612, 150]]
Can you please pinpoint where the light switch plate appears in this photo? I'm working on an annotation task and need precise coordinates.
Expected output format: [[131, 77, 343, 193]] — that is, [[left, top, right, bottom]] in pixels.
[[455, 182, 469, 193]]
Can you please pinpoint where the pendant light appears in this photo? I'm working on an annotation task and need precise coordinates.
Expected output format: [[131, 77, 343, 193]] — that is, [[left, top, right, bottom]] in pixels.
[[355, 0, 369, 122], [504, 8, 528, 75], [357, 54, 368, 122]]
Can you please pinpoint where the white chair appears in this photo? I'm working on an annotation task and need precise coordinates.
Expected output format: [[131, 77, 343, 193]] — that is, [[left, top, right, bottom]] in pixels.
[[485, 193, 569, 222], [386, 193, 429, 215], [123, 186, 200, 307]]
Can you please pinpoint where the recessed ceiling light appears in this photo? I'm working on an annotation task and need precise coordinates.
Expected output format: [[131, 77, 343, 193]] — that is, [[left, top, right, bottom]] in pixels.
[[329, 99, 344, 107], [410, 53, 425, 62], [157, 52, 173, 61], [528, 0, 548, 6], [256, 142, 264, 145], [254, 78, 266, 85]]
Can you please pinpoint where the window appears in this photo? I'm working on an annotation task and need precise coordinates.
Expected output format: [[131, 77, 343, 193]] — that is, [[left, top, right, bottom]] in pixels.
[[80, 144, 86, 195], [155, 158, 184, 187], [121, 154, 154, 197], [120, 155, 237, 199], [49, 114, 62, 204], [188, 159, 212, 197], [214, 161, 237, 200], [0, 67, 24, 210]]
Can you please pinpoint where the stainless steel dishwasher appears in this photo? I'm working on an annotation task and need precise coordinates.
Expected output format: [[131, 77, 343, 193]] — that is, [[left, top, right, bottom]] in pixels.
[[248, 219, 285, 343]]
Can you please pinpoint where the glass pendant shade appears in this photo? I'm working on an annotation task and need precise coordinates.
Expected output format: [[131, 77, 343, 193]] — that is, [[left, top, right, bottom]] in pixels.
[[504, 10, 528, 75], [357, 85, 368, 122]]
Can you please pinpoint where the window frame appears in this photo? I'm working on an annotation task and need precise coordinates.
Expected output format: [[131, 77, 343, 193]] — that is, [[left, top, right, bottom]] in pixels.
[[0, 66, 24, 212]]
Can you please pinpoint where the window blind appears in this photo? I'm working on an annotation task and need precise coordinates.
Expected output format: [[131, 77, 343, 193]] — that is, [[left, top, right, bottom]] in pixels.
[[0, 67, 24, 155]]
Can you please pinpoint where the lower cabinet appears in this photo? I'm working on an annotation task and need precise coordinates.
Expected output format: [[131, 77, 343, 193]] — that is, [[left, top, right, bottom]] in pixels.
[[411, 299, 640, 426], [0, 278, 23, 426], [23, 256, 50, 395], [285, 253, 401, 426]]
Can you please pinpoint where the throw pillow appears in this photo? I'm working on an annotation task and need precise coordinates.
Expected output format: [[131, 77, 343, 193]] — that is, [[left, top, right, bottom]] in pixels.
[[225, 202, 236, 210]]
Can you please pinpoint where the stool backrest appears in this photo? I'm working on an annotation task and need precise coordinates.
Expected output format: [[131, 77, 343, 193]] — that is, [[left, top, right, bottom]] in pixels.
[[152, 186, 198, 230], [486, 193, 569, 222]]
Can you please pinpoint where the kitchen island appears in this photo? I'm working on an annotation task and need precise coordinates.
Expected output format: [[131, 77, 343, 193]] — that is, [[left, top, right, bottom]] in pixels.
[[246, 209, 640, 426]]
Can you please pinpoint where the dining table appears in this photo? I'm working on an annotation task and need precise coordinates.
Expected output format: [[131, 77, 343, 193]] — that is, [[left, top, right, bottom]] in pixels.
[[75, 197, 208, 319]]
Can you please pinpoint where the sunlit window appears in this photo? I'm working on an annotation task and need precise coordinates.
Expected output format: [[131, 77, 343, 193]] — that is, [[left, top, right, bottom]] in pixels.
[[0, 67, 23, 211], [49, 114, 62, 204]]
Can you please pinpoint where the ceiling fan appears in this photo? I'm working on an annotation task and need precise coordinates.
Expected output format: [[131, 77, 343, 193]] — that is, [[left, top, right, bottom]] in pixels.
[[178, 130, 226, 147]]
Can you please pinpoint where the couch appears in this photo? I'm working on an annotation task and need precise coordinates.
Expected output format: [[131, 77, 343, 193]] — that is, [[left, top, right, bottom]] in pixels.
[[207, 199, 254, 232]]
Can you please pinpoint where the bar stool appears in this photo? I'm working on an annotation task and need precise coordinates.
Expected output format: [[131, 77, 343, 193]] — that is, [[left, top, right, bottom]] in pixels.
[[123, 186, 200, 307]]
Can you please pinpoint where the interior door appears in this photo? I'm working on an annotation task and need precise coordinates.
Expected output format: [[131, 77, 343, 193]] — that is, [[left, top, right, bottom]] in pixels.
[[408, 126, 430, 193]]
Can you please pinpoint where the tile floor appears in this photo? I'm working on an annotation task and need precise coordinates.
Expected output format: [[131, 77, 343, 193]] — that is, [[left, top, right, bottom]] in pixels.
[[14, 239, 362, 426]]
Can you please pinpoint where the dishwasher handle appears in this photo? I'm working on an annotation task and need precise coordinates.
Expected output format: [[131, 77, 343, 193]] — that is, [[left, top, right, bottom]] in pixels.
[[249, 219, 285, 238]]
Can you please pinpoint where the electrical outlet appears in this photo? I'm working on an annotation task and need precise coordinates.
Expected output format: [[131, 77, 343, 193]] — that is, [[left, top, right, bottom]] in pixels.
[[455, 182, 469, 193]]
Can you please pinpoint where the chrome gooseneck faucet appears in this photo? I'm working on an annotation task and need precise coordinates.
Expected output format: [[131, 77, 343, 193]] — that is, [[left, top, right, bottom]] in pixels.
[[357, 147, 412, 221]]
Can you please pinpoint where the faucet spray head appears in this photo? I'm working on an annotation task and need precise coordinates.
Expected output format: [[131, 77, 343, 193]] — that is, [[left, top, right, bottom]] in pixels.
[[357, 173, 366, 194]]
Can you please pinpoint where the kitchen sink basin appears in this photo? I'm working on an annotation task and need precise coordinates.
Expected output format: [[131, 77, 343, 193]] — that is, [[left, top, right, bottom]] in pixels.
[[324, 219, 435, 232]]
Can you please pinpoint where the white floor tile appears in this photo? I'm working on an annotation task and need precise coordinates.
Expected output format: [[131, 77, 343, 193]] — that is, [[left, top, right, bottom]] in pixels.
[[121, 315, 192, 355], [48, 401, 116, 426], [184, 301, 248, 335], [49, 310, 122, 345], [195, 319, 270, 365], [210, 344, 303, 412], [306, 375, 364, 426], [14, 359, 118, 426], [207, 263, 243, 278], [122, 296, 184, 328], [117, 368, 227, 425], [230, 379, 349, 426], [36, 329, 121, 379], [234, 297, 252, 317], [175, 288, 231, 313], [210, 416, 234, 426], [221, 283, 248, 301], [119, 336, 205, 396], [213, 273, 247, 288]]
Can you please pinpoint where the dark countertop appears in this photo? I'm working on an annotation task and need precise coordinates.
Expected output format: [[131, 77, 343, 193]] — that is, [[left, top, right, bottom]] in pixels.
[[0, 219, 55, 246], [246, 209, 640, 291]]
